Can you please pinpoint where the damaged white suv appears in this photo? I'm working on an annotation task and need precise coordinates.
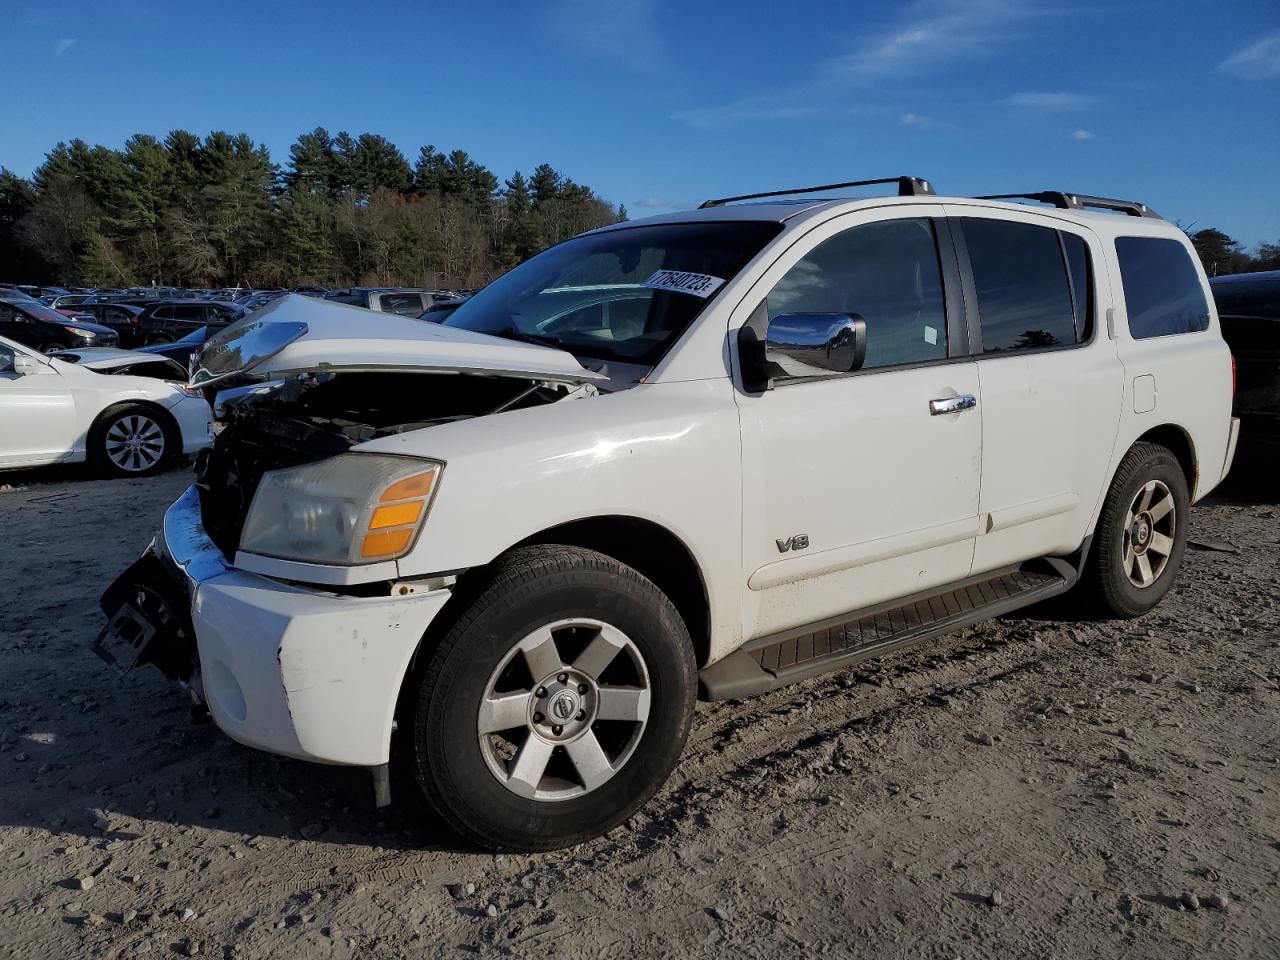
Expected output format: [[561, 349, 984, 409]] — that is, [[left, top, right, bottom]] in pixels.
[[100, 177, 1239, 851]]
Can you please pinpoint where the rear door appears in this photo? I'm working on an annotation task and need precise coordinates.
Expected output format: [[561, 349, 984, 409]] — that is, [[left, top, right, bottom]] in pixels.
[[948, 209, 1121, 572], [735, 207, 983, 640]]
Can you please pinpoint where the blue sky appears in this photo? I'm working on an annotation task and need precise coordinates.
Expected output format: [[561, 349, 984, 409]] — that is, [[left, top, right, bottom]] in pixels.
[[3, 0, 1278, 246]]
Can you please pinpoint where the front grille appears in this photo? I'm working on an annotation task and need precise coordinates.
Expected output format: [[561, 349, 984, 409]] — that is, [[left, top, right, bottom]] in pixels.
[[196, 412, 351, 558]]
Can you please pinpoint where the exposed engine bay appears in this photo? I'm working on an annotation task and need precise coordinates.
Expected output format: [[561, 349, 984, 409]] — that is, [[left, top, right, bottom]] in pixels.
[[196, 370, 596, 558]]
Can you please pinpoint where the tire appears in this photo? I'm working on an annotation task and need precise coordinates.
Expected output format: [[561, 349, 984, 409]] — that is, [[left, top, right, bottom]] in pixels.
[[89, 403, 177, 478], [410, 545, 697, 851], [1081, 442, 1190, 618]]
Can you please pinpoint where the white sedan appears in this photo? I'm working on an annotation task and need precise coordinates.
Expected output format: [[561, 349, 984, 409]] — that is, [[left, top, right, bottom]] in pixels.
[[0, 336, 212, 476]]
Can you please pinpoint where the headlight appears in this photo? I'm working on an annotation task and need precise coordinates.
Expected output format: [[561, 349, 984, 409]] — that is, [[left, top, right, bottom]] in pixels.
[[239, 454, 442, 565], [64, 325, 93, 339]]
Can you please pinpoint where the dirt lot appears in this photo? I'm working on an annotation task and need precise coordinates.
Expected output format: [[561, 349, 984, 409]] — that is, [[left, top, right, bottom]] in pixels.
[[0, 461, 1277, 959]]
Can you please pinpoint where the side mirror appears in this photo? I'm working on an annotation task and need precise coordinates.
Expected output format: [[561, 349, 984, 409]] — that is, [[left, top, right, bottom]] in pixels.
[[13, 353, 43, 376], [739, 311, 867, 391]]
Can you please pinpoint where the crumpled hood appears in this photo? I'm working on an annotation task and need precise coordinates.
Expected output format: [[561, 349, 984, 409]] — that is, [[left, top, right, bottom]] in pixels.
[[190, 294, 605, 387]]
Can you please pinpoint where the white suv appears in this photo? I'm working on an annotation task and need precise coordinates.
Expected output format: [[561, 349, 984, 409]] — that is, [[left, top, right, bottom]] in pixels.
[[99, 177, 1239, 851]]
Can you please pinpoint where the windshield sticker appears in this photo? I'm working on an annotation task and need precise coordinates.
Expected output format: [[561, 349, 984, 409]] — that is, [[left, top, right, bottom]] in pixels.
[[644, 270, 726, 299]]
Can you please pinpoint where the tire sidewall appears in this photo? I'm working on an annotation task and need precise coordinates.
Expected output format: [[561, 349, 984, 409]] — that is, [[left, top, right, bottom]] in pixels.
[[414, 558, 695, 849], [1100, 449, 1189, 614]]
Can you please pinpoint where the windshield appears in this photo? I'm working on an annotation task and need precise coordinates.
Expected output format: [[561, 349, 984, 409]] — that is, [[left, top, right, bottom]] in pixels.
[[443, 221, 782, 365]]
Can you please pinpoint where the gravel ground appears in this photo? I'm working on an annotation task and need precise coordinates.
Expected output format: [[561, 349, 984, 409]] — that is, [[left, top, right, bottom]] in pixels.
[[1, 461, 1277, 959]]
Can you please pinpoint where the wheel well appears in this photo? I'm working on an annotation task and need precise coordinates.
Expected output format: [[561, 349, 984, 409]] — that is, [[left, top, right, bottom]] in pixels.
[[1134, 424, 1197, 496], [516, 516, 712, 668]]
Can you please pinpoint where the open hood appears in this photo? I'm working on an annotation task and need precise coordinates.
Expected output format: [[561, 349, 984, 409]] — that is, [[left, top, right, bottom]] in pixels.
[[190, 294, 606, 388]]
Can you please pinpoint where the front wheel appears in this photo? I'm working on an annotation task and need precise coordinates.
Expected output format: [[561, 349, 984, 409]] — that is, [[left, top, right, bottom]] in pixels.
[[89, 404, 176, 478], [410, 545, 696, 851], [1081, 442, 1190, 618]]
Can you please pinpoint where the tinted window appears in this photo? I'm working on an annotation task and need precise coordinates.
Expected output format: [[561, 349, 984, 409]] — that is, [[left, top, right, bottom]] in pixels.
[[0, 344, 14, 373], [149, 306, 173, 320], [964, 218, 1076, 352], [1062, 232, 1093, 341], [1115, 237, 1210, 338], [765, 218, 947, 369]]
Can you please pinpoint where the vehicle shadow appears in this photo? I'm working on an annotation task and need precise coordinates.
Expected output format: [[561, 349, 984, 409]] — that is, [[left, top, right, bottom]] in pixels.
[[0, 660, 483, 857]]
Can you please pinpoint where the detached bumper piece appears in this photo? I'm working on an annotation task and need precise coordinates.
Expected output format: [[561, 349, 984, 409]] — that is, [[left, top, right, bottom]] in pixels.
[[97, 552, 197, 682]]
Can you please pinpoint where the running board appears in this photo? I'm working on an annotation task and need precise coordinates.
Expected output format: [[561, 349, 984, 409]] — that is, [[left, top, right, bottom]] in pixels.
[[699, 560, 1078, 700]]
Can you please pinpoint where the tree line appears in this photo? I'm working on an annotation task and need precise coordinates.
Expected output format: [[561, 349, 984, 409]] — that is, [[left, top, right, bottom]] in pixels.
[[1186, 228, 1280, 278], [0, 128, 627, 289]]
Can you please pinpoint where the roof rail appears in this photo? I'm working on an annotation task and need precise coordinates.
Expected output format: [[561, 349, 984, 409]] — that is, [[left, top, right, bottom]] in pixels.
[[978, 191, 1161, 219], [699, 176, 935, 209]]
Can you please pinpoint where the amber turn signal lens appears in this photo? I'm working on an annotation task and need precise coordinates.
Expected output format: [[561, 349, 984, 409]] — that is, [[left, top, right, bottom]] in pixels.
[[369, 501, 423, 530], [361, 527, 414, 559], [380, 471, 435, 502]]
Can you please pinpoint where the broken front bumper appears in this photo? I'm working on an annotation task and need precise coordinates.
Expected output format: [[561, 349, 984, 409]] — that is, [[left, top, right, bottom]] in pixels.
[[99, 485, 451, 767]]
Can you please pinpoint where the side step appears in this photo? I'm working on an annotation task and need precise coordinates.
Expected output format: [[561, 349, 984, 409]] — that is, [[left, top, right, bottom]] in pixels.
[[699, 562, 1077, 700]]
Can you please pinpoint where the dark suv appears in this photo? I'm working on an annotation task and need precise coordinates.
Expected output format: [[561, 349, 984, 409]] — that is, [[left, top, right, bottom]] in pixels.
[[1211, 270, 1280, 453], [134, 300, 245, 344], [71, 302, 148, 347]]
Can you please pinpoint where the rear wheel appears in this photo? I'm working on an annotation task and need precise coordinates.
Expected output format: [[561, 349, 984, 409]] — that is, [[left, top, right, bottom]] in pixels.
[[89, 404, 176, 478], [1081, 442, 1189, 618], [410, 545, 696, 851]]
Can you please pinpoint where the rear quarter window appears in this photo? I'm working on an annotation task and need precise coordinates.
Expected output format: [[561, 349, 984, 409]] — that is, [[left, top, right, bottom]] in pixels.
[[1115, 237, 1210, 339]]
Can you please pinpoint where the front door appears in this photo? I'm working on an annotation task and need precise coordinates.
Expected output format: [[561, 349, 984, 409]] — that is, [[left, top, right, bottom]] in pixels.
[[735, 209, 983, 640], [0, 342, 76, 467]]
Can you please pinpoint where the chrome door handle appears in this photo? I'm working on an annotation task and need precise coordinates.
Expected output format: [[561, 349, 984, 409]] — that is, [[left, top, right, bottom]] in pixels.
[[929, 394, 977, 415]]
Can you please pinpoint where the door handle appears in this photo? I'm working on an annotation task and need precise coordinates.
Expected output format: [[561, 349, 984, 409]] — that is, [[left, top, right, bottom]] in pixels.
[[929, 394, 977, 415]]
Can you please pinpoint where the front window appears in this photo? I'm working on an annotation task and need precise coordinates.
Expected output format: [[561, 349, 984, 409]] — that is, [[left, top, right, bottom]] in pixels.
[[444, 222, 782, 365]]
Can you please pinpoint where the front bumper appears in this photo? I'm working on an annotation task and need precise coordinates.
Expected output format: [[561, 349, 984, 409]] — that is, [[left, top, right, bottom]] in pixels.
[[103, 485, 451, 766]]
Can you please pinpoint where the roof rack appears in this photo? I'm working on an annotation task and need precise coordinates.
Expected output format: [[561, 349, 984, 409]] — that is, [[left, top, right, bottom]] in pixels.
[[699, 176, 935, 209], [977, 191, 1161, 219]]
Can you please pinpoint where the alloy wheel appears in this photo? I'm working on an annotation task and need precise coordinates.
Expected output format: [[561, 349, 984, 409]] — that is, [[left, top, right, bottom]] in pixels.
[[478, 618, 651, 801], [1122, 479, 1176, 588], [104, 414, 166, 473]]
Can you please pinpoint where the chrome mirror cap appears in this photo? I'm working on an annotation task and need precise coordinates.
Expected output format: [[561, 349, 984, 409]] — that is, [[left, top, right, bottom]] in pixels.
[[765, 313, 867, 378]]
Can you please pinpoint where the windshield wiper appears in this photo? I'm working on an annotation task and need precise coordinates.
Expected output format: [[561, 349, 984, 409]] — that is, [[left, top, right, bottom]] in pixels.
[[493, 327, 565, 349]]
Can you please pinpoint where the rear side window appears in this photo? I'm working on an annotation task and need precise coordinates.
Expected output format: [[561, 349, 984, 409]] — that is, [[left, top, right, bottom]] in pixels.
[[765, 218, 948, 370], [962, 218, 1077, 352], [1115, 237, 1210, 338]]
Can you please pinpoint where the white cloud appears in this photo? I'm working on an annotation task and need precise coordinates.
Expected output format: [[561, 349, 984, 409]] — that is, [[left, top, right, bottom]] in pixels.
[[1006, 91, 1091, 110], [53, 37, 77, 57], [547, 0, 661, 71], [826, 0, 1042, 78], [673, 1, 1052, 131], [899, 112, 944, 128], [1219, 28, 1280, 78], [1071, 129, 1096, 141]]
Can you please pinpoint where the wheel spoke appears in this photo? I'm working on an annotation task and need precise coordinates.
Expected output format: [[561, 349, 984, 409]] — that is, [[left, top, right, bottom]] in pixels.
[[1148, 532, 1174, 557], [564, 731, 613, 791], [574, 624, 628, 678], [506, 735, 554, 798], [519, 627, 563, 681], [1135, 552, 1154, 586], [478, 691, 530, 734], [595, 686, 650, 722], [1123, 543, 1134, 570], [1136, 481, 1156, 514], [1149, 495, 1174, 522]]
